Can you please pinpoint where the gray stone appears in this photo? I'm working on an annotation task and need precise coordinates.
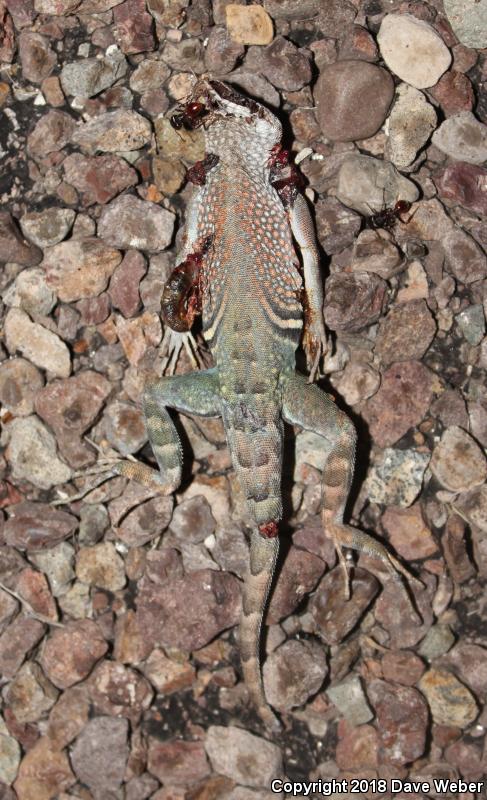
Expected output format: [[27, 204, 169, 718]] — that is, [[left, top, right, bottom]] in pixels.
[[60, 48, 127, 98], [366, 448, 430, 507], [432, 112, 487, 165], [378, 14, 451, 89], [336, 154, 419, 215]]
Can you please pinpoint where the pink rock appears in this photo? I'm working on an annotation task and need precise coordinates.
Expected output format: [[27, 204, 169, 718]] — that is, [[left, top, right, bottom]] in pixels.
[[311, 567, 379, 645], [336, 723, 379, 770], [381, 650, 426, 686], [40, 619, 108, 689], [27, 110, 75, 158], [14, 737, 75, 800], [0, 615, 45, 678], [88, 660, 153, 724], [147, 739, 210, 786], [433, 162, 487, 217], [71, 716, 129, 793], [18, 31, 56, 83], [0, 2, 15, 63], [15, 568, 58, 622], [382, 503, 438, 561], [367, 679, 428, 765], [267, 545, 326, 623], [109, 250, 147, 318], [62, 152, 138, 207], [375, 300, 436, 365], [430, 70, 474, 117], [4, 501, 77, 551], [114, 0, 155, 54]]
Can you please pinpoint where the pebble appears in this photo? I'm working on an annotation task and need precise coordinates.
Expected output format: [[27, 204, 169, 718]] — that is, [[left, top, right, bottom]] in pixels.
[[382, 503, 438, 561], [40, 619, 108, 689], [263, 638, 327, 712], [419, 669, 479, 728], [314, 197, 361, 254], [34, 370, 111, 469], [386, 84, 437, 168], [0, 616, 45, 679], [204, 25, 245, 74], [327, 675, 373, 725], [205, 726, 283, 788], [15, 567, 58, 622], [335, 723, 378, 771], [141, 647, 196, 694], [0, 213, 42, 267], [362, 360, 435, 447], [102, 399, 147, 453], [71, 109, 152, 154], [75, 541, 126, 591], [267, 545, 325, 623], [3, 502, 76, 553], [0, 726, 21, 786], [442, 229, 487, 284], [454, 484, 487, 534], [381, 650, 426, 686], [3, 268, 56, 317], [368, 679, 428, 764], [6, 662, 59, 724], [27, 110, 75, 158], [88, 660, 153, 724], [334, 362, 380, 407], [225, 3, 274, 45], [71, 716, 129, 793], [113, 0, 155, 53], [323, 272, 388, 333], [148, 738, 209, 787], [456, 304, 485, 345], [366, 447, 430, 507], [108, 250, 146, 318], [443, 0, 487, 49], [63, 152, 138, 207], [433, 162, 487, 217], [336, 154, 419, 215], [375, 300, 436, 365], [60, 49, 127, 98], [116, 495, 174, 546], [377, 14, 451, 89], [314, 60, 394, 142], [20, 208, 75, 248], [136, 569, 241, 652], [154, 116, 205, 163], [430, 70, 475, 117], [432, 111, 487, 165], [42, 237, 122, 302], [0, 358, 44, 417], [430, 426, 487, 492], [5, 415, 72, 489], [247, 37, 312, 92], [418, 623, 455, 661], [311, 567, 379, 645], [350, 230, 403, 278], [13, 737, 75, 800], [98, 194, 175, 252], [18, 31, 57, 84]]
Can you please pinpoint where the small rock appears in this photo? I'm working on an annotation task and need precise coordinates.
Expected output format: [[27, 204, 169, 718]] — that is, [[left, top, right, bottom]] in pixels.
[[13, 737, 75, 800], [311, 567, 379, 645], [43, 237, 122, 302], [386, 84, 437, 168], [205, 726, 283, 788], [378, 14, 451, 89], [419, 669, 478, 728], [432, 112, 487, 165], [60, 49, 127, 98], [336, 154, 419, 215], [315, 197, 361, 254], [204, 26, 245, 74], [0, 213, 42, 266], [418, 624, 455, 661], [247, 37, 312, 92], [5, 415, 72, 490], [108, 250, 146, 317], [15, 567, 58, 622], [71, 109, 152, 154], [4, 502, 77, 551], [366, 447, 430, 507], [154, 116, 205, 163], [71, 716, 129, 793], [0, 615, 45, 679], [27, 110, 75, 159], [40, 75, 64, 107], [375, 300, 436, 366], [147, 739, 210, 786], [368, 679, 428, 764], [335, 722, 379, 771], [327, 675, 373, 725], [102, 399, 147, 454], [456, 304, 485, 345], [335, 362, 380, 407], [20, 208, 76, 248], [324, 272, 388, 333], [137, 569, 241, 652], [98, 194, 175, 253], [433, 162, 487, 217], [63, 153, 138, 207], [30, 542, 75, 597], [350, 230, 403, 279], [169, 495, 216, 544], [263, 638, 327, 712], [40, 619, 108, 689], [443, 0, 487, 49], [339, 24, 378, 62], [0, 726, 21, 786], [225, 3, 273, 45], [430, 426, 487, 493], [314, 61, 394, 142], [113, 0, 156, 54], [440, 642, 487, 697], [381, 650, 426, 686], [76, 541, 126, 591], [141, 648, 195, 694], [267, 545, 325, 623], [129, 59, 170, 93], [430, 70, 475, 117], [3, 268, 56, 317], [19, 32, 56, 84], [442, 228, 487, 284], [382, 503, 438, 561], [0, 358, 44, 417], [88, 660, 153, 724], [6, 662, 59, 724], [362, 361, 435, 447], [117, 495, 174, 546]]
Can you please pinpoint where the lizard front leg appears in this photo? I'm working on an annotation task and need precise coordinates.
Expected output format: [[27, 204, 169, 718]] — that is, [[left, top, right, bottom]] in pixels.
[[289, 194, 328, 383], [282, 373, 421, 607], [78, 369, 221, 494]]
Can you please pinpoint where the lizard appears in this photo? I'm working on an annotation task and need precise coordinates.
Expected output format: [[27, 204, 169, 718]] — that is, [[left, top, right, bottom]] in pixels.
[[82, 78, 419, 731]]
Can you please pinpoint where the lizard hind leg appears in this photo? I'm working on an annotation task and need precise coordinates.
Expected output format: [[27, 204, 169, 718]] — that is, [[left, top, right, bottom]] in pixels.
[[240, 527, 282, 732], [282, 374, 422, 616]]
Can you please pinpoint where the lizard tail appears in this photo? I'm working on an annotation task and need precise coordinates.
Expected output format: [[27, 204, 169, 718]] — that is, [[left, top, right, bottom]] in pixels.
[[240, 528, 281, 731]]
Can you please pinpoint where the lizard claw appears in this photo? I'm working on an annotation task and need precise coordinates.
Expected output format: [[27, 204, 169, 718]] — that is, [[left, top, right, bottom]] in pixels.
[[160, 328, 205, 373], [303, 322, 329, 383]]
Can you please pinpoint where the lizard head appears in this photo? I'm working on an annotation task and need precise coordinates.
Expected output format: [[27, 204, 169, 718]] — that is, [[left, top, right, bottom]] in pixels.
[[183, 78, 283, 169]]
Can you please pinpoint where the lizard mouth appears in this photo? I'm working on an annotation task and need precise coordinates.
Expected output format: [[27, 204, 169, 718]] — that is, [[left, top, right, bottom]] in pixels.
[[187, 78, 269, 126]]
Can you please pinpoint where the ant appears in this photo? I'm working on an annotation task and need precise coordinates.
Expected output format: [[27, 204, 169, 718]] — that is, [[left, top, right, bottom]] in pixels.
[[364, 199, 415, 232], [170, 100, 208, 131]]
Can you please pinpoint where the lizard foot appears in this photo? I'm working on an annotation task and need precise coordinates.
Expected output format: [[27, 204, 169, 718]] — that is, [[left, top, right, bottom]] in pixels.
[[303, 321, 329, 383], [160, 328, 206, 374]]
